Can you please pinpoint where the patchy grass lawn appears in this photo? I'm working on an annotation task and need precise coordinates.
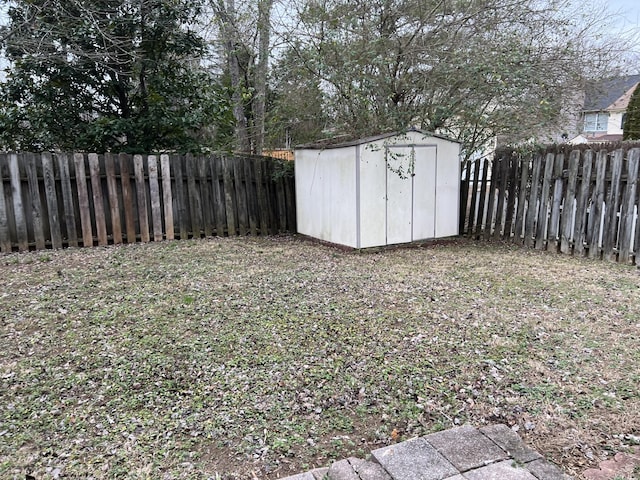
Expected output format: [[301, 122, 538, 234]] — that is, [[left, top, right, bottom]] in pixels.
[[1, 236, 639, 479]]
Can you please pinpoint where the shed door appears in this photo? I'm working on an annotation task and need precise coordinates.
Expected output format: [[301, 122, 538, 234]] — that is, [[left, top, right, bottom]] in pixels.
[[386, 146, 414, 244], [411, 146, 437, 240], [386, 145, 437, 244]]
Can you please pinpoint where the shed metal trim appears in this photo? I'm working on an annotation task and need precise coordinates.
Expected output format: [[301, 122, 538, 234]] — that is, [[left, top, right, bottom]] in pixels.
[[295, 128, 460, 150]]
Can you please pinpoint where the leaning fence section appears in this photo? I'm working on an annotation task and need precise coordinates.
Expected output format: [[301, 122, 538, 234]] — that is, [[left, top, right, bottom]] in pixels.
[[460, 145, 640, 264], [0, 152, 296, 252]]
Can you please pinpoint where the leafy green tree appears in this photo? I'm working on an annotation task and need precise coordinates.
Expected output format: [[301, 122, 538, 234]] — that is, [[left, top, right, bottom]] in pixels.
[[623, 83, 640, 141], [266, 44, 330, 147], [0, 0, 233, 152]]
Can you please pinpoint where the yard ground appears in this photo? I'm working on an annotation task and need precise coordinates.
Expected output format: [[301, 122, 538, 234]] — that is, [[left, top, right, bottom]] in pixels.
[[1, 236, 639, 480]]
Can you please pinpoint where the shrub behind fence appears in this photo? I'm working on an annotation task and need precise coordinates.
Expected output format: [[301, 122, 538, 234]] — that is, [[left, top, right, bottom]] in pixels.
[[0, 152, 296, 252]]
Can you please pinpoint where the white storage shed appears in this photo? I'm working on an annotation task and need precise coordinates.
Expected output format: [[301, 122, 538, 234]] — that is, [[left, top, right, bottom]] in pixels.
[[294, 129, 461, 248]]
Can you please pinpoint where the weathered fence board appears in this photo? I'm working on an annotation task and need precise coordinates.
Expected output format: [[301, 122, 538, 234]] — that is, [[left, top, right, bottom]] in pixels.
[[56, 153, 78, 247], [42, 152, 63, 249], [560, 151, 580, 254], [119, 153, 137, 243], [105, 153, 123, 245], [603, 150, 623, 261], [573, 151, 593, 255], [148, 155, 163, 242], [74, 153, 93, 247], [0, 151, 295, 252], [134, 155, 150, 243], [222, 156, 237, 236], [461, 145, 640, 265], [171, 154, 188, 240], [524, 154, 542, 247], [514, 158, 529, 241], [160, 154, 174, 241], [25, 153, 46, 250], [619, 149, 640, 262], [10, 154, 28, 250], [588, 151, 608, 259], [547, 153, 565, 252], [475, 159, 489, 238], [466, 159, 481, 236], [209, 156, 226, 237], [88, 153, 108, 246], [0, 154, 11, 252]]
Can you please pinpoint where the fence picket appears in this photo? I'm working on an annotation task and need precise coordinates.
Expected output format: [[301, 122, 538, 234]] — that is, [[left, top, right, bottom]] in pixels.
[[574, 151, 593, 255], [160, 154, 174, 240], [56, 153, 78, 247], [210, 156, 226, 236], [603, 149, 624, 261], [514, 157, 529, 242], [0, 154, 11, 252], [185, 154, 201, 238], [560, 150, 580, 254], [254, 157, 269, 235], [88, 154, 108, 246], [546, 153, 565, 252], [483, 159, 498, 239], [244, 157, 259, 236], [41, 152, 63, 249], [619, 149, 640, 263], [171, 154, 188, 239], [525, 154, 543, 247], [504, 156, 518, 238], [493, 156, 509, 237], [233, 157, 249, 236], [148, 155, 163, 242], [587, 150, 608, 259], [119, 153, 137, 243], [24, 153, 45, 250], [222, 155, 237, 236], [73, 154, 94, 247], [474, 159, 489, 239], [134, 154, 150, 243], [197, 156, 213, 237], [460, 159, 471, 234], [105, 153, 123, 244], [535, 153, 555, 250], [466, 159, 481, 236]]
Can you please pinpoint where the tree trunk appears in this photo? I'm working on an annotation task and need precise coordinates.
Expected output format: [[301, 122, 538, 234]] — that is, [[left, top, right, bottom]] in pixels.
[[216, 0, 251, 152], [252, 0, 273, 155]]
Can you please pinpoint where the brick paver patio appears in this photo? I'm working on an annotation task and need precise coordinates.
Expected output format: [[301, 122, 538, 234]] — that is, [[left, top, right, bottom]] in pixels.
[[279, 424, 572, 480]]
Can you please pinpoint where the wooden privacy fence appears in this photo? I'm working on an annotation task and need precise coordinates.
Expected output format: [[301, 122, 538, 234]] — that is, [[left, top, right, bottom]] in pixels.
[[460, 145, 640, 264], [0, 152, 296, 252]]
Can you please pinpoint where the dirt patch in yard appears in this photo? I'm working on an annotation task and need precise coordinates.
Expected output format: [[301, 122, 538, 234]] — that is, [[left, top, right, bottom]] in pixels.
[[1, 236, 639, 479]]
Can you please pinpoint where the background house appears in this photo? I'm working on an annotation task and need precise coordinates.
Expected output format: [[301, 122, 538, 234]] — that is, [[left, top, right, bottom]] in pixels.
[[570, 74, 640, 144]]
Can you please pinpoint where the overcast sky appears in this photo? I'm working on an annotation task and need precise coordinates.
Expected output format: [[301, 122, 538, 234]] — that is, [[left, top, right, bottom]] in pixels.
[[609, 0, 640, 25]]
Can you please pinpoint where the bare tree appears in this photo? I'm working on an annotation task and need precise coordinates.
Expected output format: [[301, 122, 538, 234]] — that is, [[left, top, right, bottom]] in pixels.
[[274, 0, 632, 157]]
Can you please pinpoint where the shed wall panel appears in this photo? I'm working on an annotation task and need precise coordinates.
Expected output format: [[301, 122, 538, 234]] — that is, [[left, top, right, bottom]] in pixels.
[[295, 148, 358, 247], [358, 145, 387, 248], [434, 140, 461, 237], [386, 146, 414, 244], [412, 146, 437, 240]]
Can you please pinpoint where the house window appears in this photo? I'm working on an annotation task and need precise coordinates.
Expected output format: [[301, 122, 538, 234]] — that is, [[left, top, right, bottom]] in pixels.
[[622, 113, 627, 129], [584, 113, 609, 132]]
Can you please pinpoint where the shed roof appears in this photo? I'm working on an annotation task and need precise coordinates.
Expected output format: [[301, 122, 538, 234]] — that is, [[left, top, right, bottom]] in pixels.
[[295, 128, 459, 150]]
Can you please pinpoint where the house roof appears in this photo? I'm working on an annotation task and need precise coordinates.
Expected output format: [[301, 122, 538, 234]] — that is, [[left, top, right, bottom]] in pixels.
[[295, 128, 459, 150], [583, 74, 640, 112]]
